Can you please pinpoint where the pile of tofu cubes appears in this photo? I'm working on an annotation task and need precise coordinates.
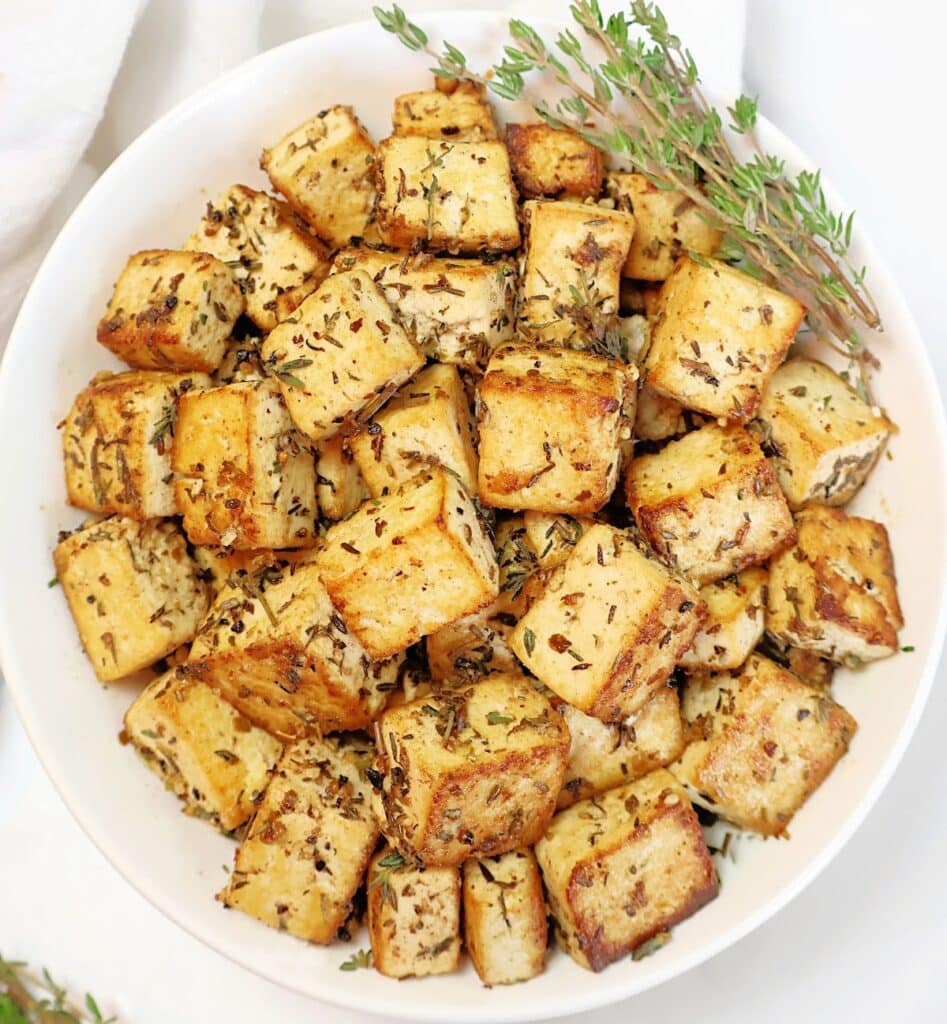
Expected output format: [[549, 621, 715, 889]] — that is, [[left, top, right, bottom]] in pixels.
[[54, 76, 902, 985]]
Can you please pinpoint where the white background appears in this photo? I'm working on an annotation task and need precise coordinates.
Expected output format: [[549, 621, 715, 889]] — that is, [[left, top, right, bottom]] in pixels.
[[2, 1, 946, 1021]]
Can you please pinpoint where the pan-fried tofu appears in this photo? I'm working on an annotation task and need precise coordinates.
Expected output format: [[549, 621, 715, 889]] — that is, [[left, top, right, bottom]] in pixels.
[[393, 80, 497, 141], [172, 380, 317, 550], [766, 505, 902, 664], [220, 735, 379, 942], [605, 173, 723, 280], [510, 524, 702, 722], [672, 653, 857, 835], [755, 357, 895, 509], [367, 848, 461, 978], [261, 270, 424, 442], [372, 674, 570, 866], [184, 184, 331, 331], [97, 250, 244, 372], [627, 423, 795, 585], [315, 432, 368, 521], [425, 594, 522, 684], [53, 517, 210, 681], [536, 769, 717, 971], [261, 105, 376, 249], [506, 124, 603, 199], [477, 344, 635, 515], [518, 200, 635, 347], [463, 850, 547, 986], [644, 256, 805, 421], [522, 512, 592, 570], [124, 666, 282, 831], [317, 469, 498, 660], [679, 567, 768, 670], [375, 137, 521, 253]]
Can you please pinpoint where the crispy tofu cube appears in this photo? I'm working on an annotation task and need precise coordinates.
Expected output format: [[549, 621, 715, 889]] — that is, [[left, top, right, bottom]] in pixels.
[[372, 674, 570, 866], [755, 357, 895, 509], [124, 666, 281, 831], [522, 512, 593, 570], [519, 200, 635, 347], [261, 106, 376, 249], [536, 769, 717, 971], [219, 735, 379, 942], [477, 344, 635, 515], [317, 469, 498, 660], [644, 256, 805, 421], [97, 250, 244, 372], [212, 337, 266, 385], [627, 423, 795, 585], [331, 248, 515, 369], [506, 124, 603, 199], [463, 850, 547, 986], [555, 687, 686, 809], [605, 173, 723, 281], [184, 185, 331, 332], [766, 505, 902, 664], [172, 380, 317, 550], [634, 386, 689, 442], [393, 80, 497, 141], [261, 270, 424, 442], [315, 433, 368, 521], [510, 524, 702, 722], [672, 653, 857, 835], [187, 559, 399, 739], [367, 848, 461, 978], [679, 567, 768, 670], [53, 517, 210, 681], [375, 137, 521, 253]]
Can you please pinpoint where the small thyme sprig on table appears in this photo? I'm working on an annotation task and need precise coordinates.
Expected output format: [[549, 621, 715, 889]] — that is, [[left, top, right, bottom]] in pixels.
[[0, 955, 116, 1024], [374, 1, 881, 397]]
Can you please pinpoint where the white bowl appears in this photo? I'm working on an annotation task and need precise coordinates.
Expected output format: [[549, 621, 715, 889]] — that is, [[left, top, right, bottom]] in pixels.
[[1, 11, 945, 1022]]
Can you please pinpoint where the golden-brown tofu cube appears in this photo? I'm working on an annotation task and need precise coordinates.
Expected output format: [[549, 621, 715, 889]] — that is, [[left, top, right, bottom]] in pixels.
[[367, 848, 461, 978], [261, 270, 424, 442], [372, 674, 570, 867], [97, 250, 244, 372], [463, 850, 548, 986], [522, 511, 592, 570], [184, 184, 331, 332], [124, 666, 282, 831], [510, 524, 702, 722], [627, 423, 795, 585], [375, 137, 521, 253], [536, 769, 717, 971], [315, 432, 368, 521], [393, 80, 497, 141], [766, 505, 902, 664], [219, 735, 379, 942], [644, 256, 805, 420], [53, 517, 210, 681], [261, 105, 376, 249], [755, 357, 895, 509], [507, 124, 603, 199], [672, 653, 857, 835], [317, 469, 498, 660], [679, 567, 768, 671]]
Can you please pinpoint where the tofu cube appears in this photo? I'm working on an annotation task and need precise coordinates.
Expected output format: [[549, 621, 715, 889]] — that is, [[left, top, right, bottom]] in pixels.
[[506, 124, 604, 199], [172, 380, 317, 550], [317, 469, 498, 660], [679, 567, 768, 670], [424, 595, 522, 685], [644, 256, 805, 421], [261, 105, 376, 249], [393, 80, 497, 141], [372, 673, 570, 866], [519, 200, 636, 347], [375, 137, 521, 253], [522, 511, 592, 570], [187, 558, 399, 739], [477, 344, 635, 515], [315, 432, 368, 521], [184, 184, 331, 332], [535, 769, 717, 971], [766, 505, 902, 663], [605, 172, 723, 280], [367, 848, 461, 978], [510, 524, 702, 722], [672, 653, 857, 835], [463, 850, 548, 986], [53, 517, 210, 681], [219, 735, 379, 942], [261, 270, 424, 442], [97, 250, 244, 372], [123, 666, 282, 831], [626, 423, 796, 585], [755, 357, 895, 509]]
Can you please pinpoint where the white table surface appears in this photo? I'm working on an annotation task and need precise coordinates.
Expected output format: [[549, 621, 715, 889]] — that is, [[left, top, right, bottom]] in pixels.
[[2, 1, 946, 1021]]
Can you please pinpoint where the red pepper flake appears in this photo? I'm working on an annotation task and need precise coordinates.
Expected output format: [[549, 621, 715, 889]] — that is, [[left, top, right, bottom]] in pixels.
[[349, 318, 363, 333]]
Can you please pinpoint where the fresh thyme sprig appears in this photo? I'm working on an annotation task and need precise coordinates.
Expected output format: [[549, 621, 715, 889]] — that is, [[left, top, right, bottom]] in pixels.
[[0, 955, 116, 1024]]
